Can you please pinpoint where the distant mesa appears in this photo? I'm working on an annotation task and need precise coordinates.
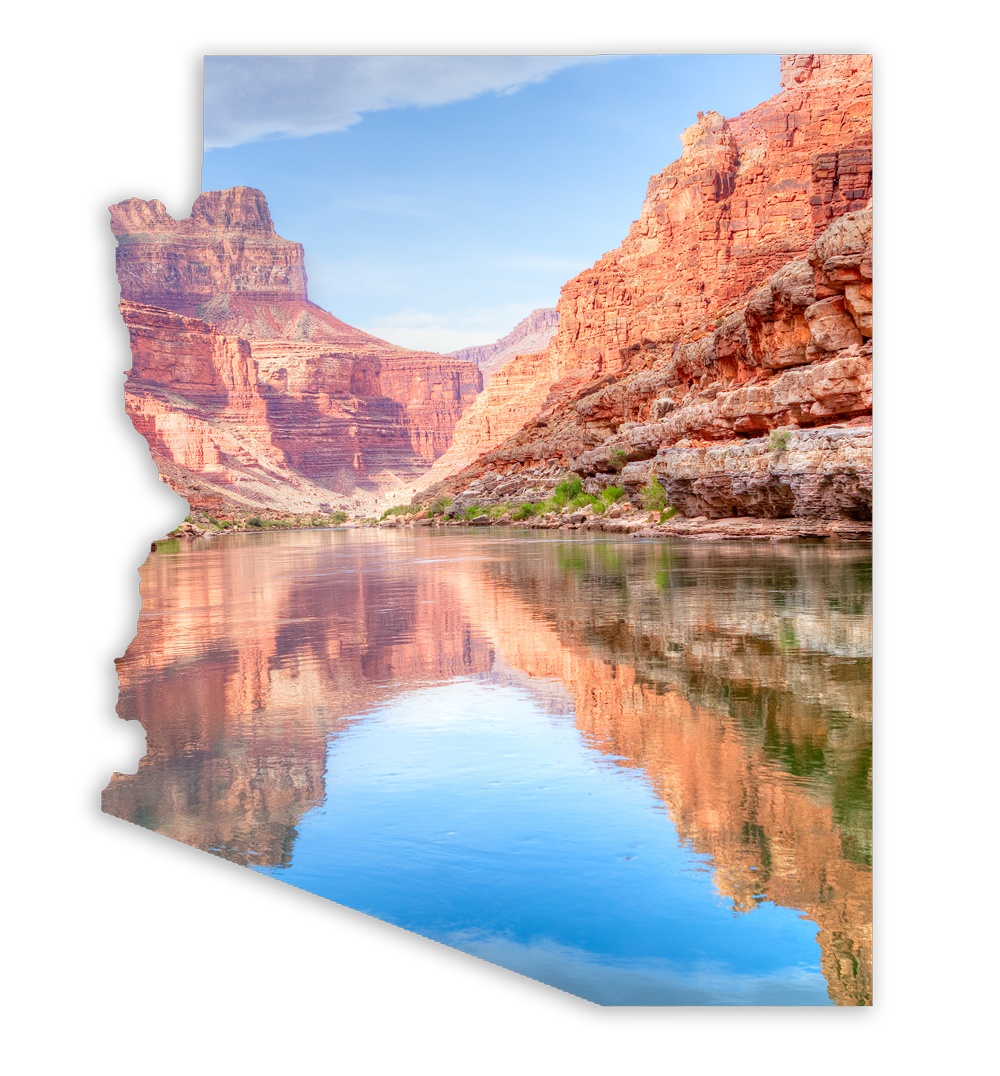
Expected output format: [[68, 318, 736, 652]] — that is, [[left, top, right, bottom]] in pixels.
[[448, 308, 559, 388]]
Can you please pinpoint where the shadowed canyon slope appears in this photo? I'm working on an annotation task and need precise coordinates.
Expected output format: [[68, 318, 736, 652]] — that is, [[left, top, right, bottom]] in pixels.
[[418, 54, 872, 522], [111, 188, 481, 512]]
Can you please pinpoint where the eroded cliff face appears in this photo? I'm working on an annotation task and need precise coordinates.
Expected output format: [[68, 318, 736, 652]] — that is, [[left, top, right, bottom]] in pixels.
[[418, 55, 873, 523], [121, 300, 429, 511], [112, 189, 481, 510]]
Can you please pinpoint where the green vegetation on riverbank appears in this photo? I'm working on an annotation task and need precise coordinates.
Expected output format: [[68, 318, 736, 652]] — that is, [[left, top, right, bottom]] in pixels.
[[169, 508, 348, 536]]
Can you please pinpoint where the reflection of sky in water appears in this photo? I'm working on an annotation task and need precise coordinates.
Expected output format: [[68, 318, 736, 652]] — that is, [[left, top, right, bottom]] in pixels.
[[109, 530, 871, 1004], [253, 679, 830, 1006]]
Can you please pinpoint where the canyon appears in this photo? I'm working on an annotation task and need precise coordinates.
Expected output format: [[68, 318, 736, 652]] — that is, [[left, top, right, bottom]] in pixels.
[[111, 188, 481, 513], [115, 52, 872, 532], [416, 54, 872, 530]]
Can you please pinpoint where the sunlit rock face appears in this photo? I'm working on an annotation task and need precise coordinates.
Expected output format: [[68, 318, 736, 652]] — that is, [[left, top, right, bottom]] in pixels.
[[420, 55, 873, 521], [111, 189, 481, 509]]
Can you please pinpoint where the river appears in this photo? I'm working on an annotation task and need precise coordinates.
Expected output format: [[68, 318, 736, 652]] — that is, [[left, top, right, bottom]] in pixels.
[[104, 527, 872, 1005]]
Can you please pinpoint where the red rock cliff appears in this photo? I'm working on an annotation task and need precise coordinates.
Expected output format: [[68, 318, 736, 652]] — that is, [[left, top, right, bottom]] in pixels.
[[112, 189, 482, 509], [420, 54, 873, 521]]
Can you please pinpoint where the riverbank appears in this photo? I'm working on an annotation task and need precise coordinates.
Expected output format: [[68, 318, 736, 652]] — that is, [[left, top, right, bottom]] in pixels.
[[366, 509, 871, 542], [155, 507, 349, 546], [159, 503, 870, 546]]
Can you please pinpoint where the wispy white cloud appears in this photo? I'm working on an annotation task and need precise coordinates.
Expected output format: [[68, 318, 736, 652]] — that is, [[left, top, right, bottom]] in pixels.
[[444, 931, 830, 1006], [359, 304, 540, 353], [205, 55, 607, 149]]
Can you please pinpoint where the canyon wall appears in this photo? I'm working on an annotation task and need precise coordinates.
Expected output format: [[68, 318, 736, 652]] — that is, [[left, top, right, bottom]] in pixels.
[[449, 308, 559, 387], [112, 188, 481, 510], [419, 54, 873, 523]]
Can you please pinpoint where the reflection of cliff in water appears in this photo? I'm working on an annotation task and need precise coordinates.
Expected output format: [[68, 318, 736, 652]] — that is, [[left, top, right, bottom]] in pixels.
[[103, 532, 495, 866], [457, 540, 872, 1006], [105, 531, 870, 1004]]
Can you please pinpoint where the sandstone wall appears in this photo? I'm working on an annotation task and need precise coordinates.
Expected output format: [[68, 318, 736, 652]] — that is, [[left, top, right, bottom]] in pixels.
[[554, 54, 871, 370], [412, 346, 569, 493], [122, 300, 459, 510], [112, 188, 309, 317], [379, 353, 483, 462], [425, 196, 873, 521], [419, 55, 873, 522]]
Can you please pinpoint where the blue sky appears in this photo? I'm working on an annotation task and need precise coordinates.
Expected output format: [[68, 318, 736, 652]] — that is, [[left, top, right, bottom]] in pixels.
[[203, 55, 779, 353]]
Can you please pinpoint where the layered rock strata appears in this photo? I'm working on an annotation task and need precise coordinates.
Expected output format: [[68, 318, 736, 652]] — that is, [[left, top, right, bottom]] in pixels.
[[448, 308, 559, 387], [121, 301, 341, 512], [415, 55, 873, 525], [112, 188, 481, 510]]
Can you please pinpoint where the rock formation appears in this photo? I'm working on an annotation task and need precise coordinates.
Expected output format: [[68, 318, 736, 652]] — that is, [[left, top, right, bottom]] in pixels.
[[418, 55, 873, 525], [112, 188, 481, 511], [448, 308, 559, 387]]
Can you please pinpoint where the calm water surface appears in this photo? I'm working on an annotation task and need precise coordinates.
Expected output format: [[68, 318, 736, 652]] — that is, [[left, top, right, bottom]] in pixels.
[[105, 528, 872, 1005]]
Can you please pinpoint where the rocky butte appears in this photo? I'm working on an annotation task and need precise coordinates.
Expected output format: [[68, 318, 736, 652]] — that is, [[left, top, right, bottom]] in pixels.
[[111, 187, 481, 513], [415, 54, 873, 537]]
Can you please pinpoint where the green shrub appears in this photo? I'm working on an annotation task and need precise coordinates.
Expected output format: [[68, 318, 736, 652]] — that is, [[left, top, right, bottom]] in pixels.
[[549, 477, 583, 510], [329, 510, 347, 524], [600, 485, 625, 505], [379, 503, 422, 521], [641, 477, 670, 512], [247, 517, 264, 528], [769, 429, 791, 453], [463, 503, 484, 521], [428, 495, 453, 515], [513, 502, 541, 520], [568, 491, 604, 513], [488, 503, 511, 519], [609, 449, 628, 473]]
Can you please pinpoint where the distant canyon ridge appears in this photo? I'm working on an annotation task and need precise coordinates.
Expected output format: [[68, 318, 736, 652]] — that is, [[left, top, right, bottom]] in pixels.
[[113, 53, 871, 523]]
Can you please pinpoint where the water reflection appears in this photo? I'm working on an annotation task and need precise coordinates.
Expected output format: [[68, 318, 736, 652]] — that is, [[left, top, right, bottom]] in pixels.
[[105, 529, 871, 1005]]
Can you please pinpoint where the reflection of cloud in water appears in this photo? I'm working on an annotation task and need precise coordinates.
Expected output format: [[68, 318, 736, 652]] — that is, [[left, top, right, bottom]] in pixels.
[[478, 652, 575, 717], [445, 931, 831, 1007]]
